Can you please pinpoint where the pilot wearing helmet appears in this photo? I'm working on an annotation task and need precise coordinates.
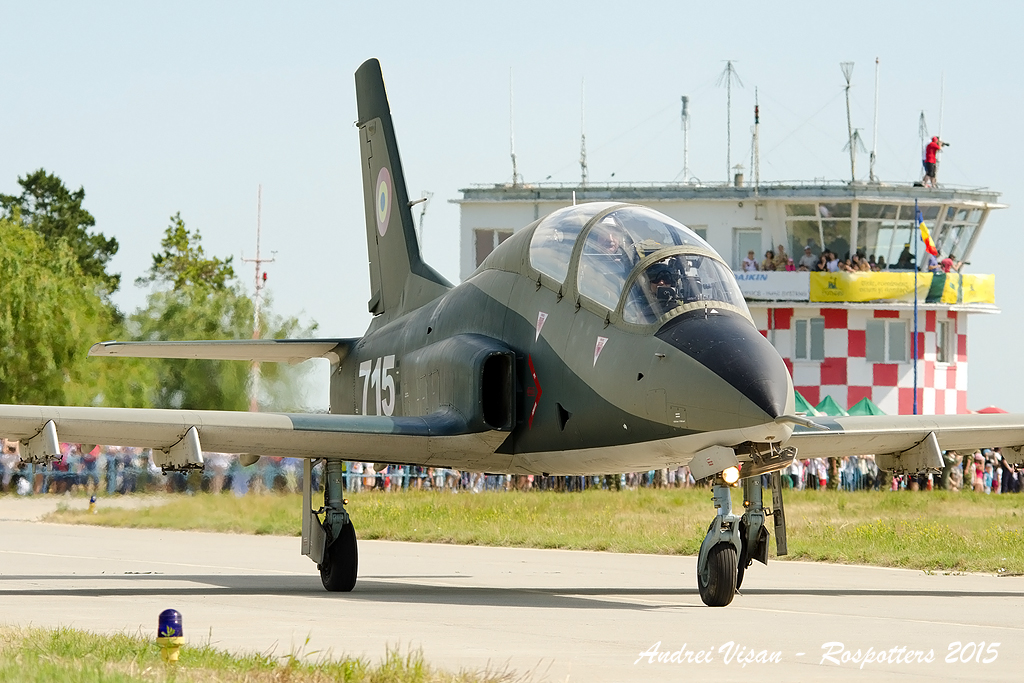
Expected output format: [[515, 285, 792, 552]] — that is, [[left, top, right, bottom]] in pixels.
[[646, 262, 681, 316]]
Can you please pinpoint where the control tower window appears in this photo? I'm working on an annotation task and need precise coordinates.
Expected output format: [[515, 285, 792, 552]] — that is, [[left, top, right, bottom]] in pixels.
[[529, 203, 610, 284], [794, 317, 825, 361], [785, 203, 852, 262], [474, 229, 513, 267]]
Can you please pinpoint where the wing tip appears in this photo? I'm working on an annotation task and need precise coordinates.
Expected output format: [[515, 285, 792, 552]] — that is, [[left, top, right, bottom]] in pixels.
[[88, 341, 119, 357]]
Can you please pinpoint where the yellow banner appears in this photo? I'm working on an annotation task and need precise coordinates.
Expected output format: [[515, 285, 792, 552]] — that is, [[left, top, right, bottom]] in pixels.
[[810, 272, 932, 303], [809, 272, 995, 304], [941, 274, 996, 304]]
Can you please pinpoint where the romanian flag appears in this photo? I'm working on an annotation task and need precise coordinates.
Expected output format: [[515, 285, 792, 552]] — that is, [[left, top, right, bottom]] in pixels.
[[916, 209, 939, 257]]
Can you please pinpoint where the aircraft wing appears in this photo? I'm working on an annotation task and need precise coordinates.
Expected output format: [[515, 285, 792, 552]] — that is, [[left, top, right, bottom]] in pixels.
[[88, 339, 357, 364], [0, 404, 508, 469], [786, 413, 1024, 464]]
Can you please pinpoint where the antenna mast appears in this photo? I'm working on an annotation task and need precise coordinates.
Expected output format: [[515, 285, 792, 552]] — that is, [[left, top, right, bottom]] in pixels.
[[752, 88, 760, 192], [242, 184, 275, 412], [919, 111, 929, 176], [840, 61, 856, 182], [870, 57, 879, 183], [579, 78, 588, 187], [680, 95, 690, 182], [509, 68, 520, 187], [716, 60, 742, 183]]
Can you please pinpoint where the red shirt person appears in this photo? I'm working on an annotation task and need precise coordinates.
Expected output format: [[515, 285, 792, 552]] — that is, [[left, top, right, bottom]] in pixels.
[[923, 136, 946, 186]]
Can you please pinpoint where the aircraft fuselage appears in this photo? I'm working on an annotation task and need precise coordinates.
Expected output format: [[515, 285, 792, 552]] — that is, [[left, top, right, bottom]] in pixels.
[[332, 203, 795, 475]]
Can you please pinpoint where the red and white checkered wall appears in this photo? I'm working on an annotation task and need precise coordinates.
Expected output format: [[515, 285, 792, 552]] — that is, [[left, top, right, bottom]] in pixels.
[[751, 307, 967, 415]]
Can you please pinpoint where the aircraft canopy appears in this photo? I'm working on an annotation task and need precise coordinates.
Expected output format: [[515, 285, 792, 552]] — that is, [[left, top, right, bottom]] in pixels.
[[529, 203, 744, 323]]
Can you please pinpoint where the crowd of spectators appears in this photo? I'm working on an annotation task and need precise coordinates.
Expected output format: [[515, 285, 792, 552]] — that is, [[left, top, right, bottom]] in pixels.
[[1, 438, 1019, 497], [741, 242, 963, 275]]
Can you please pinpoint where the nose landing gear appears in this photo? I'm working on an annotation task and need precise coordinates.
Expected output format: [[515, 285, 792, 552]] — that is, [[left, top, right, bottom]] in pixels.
[[696, 468, 788, 607], [697, 481, 742, 606]]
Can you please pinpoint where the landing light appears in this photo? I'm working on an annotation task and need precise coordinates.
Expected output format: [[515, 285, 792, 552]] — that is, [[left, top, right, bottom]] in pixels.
[[721, 466, 740, 485]]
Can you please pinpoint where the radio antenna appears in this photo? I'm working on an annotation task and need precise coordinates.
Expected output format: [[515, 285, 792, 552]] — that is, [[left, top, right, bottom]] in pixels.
[[716, 60, 743, 183], [680, 95, 690, 182], [509, 68, 520, 187], [869, 57, 879, 183], [579, 78, 588, 187], [841, 61, 856, 182], [242, 184, 275, 412]]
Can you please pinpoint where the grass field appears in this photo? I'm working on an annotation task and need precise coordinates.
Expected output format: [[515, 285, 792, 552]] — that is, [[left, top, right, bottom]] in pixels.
[[45, 488, 1024, 573], [0, 626, 512, 683]]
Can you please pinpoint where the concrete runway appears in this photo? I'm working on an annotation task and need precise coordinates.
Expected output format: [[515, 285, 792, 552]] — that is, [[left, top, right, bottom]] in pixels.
[[1, 504, 1022, 682]]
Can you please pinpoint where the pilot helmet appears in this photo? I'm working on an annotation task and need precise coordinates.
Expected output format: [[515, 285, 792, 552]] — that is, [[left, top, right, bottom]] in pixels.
[[647, 263, 676, 286]]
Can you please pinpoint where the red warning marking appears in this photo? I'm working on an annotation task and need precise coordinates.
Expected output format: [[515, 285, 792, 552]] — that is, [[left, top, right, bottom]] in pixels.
[[593, 336, 608, 367], [528, 354, 542, 429]]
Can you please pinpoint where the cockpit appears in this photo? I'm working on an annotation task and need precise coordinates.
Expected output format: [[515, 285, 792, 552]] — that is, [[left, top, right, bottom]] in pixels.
[[528, 203, 748, 326]]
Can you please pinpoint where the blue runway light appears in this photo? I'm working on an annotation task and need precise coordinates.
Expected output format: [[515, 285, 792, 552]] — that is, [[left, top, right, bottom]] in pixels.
[[157, 609, 184, 663]]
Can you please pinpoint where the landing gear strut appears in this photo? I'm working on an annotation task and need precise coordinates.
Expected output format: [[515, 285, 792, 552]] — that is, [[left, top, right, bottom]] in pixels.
[[696, 470, 788, 606], [302, 458, 358, 591]]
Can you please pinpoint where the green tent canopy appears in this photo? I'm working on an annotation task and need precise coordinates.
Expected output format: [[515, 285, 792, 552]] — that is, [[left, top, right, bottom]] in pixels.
[[793, 390, 820, 416], [815, 394, 848, 416], [847, 397, 886, 416]]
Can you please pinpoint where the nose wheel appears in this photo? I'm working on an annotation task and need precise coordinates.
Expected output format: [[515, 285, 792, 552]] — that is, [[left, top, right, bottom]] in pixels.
[[697, 542, 738, 606], [696, 471, 788, 606], [696, 482, 742, 606]]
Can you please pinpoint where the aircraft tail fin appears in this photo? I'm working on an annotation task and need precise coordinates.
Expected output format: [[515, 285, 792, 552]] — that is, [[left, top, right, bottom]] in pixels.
[[355, 59, 451, 325]]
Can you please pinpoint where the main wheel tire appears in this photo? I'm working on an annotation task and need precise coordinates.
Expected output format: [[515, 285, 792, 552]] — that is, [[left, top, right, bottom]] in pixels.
[[319, 522, 358, 592], [697, 543, 737, 607]]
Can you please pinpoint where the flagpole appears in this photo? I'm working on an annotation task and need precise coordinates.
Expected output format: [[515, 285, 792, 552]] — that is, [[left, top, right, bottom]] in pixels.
[[913, 199, 919, 416]]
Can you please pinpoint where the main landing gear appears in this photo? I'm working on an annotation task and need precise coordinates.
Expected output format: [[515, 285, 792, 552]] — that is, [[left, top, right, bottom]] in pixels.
[[696, 469, 788, 607], [302, 458, 358, 591]]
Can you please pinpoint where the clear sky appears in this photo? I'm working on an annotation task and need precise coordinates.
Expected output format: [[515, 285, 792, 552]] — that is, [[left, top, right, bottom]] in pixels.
[[2, 1, 1020, 411]]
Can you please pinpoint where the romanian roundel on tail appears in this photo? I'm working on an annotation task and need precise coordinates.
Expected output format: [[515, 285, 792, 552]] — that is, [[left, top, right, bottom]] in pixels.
[[355, 59, 452, 328]]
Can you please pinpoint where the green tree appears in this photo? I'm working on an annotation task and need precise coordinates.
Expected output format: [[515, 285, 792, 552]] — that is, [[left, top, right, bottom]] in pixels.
[[131, 214, 314, 411], [0, 169, 120, 293], [0, 218, 150, 407], [137, 212, 235, 291]]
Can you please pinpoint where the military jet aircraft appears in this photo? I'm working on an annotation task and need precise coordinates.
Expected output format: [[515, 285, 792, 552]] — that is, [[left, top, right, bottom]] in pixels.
[[3, 58, 1024, 607]]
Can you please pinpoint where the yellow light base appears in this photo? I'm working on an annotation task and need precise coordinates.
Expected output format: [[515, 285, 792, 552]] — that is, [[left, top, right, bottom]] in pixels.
[[157, 636, 185, 663]]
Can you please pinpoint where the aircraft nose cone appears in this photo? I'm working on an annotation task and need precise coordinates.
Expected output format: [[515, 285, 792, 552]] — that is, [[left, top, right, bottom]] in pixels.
[[655, 309, 790, 419]]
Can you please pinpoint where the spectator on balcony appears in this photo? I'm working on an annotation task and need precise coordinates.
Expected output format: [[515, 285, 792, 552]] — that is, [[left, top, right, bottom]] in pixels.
[[877, 255, 887, 270], [940, 254, 960, 273], [798, 245, 818, 270], [773, 245, 790, 270], [760, 249, 776, 271], [742, 250, 759, 271], [825, 250, 840, 272], [895, 244, 915, 270]]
